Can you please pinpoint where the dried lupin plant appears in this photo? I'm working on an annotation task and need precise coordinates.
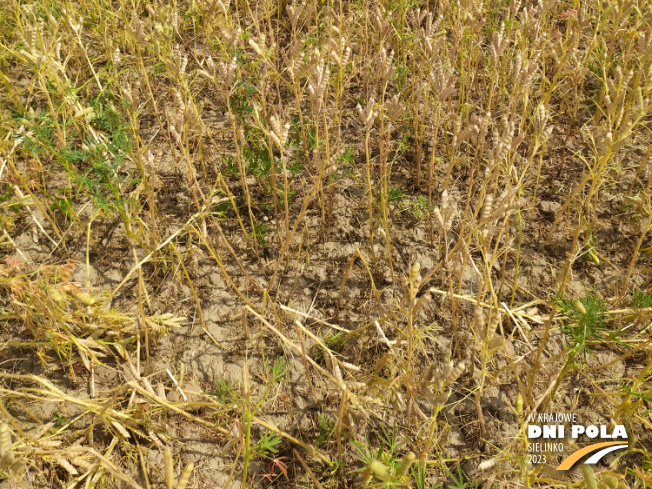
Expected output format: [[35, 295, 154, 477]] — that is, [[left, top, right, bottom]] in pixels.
[[325, 29, 351, 68], [269, 115, 290, 152], [429, 63, 456, 102], [417, 12, 445, 59], [371, 5, 391, 38], [5, 0, 652, 485], [220, 26, 242, 49], [519, 3, 541, 40], [407, 8, 428, 31], [472, 307, 505, 350], [166, 90, 188, 145], [217, 57, 238, 90], [286, 1, 306, 26], [130, 9, 149, 44], [512, 51, 541, 96], [307, 59, 330, 113], [314, 147, 343, 179], [283, 43, 307, 81], [490, 23, 507, 63], [357, 97, 378, 129], [487, 114, 524, 167], [433, 190, 456, 233], [248, 33, 276, 58], [468, 112, 492, 147], [18, 21, 47, 67], [385, 94, 405, 124], [420, 359, 466, 409], [376, 47, 396, 84]]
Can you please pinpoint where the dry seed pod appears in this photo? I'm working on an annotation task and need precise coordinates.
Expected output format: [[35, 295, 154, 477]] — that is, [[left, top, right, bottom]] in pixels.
[[372, 5, 390, 36], [613, 66, 623, 84], [541, 125, 553, 143], [385, 94, 405, 123], [421, 11, 443, 38], [71, 457, 95, 471], [176, 462, 194, 489], [333, 363, 345, 390], [422, 386, 438, 405], [424, 362, 438, 382], [430, 64, 455, 101], [110, 420, 131, 439], [341, 361, 361, 372], [495, 202, 518, 220], [441, 360, 454, 380], [481, 194, 493, 222], [218, 57, 237, 89], [377, 47, 396, 81], [408, 8, 428, 30], [57, 458, 79, 476], [341, 46, 351, 66], [0, 423, 13, 464], [164, 446, 174, 488], [345, 411, 358, 438], [473, 307, 485, 336], [112, 47, 121, 67], [444, 362, 465, 386], [347, 381, 367, 391], [169, 124, 182, 144], [433, 207, 446, 230], [269, 115, 290, 150], [307, 61, 330, 111], [440, 190, 456, 228], [490, 23, 506, 61], [220, 27, 241, 49], [37, 438, 62, 448], [513, 52, 522, 80], [433, 391, 451, 405], [452, 115, 462, 148], [357, 97, 378, 128], [534, 103, 547, 131]]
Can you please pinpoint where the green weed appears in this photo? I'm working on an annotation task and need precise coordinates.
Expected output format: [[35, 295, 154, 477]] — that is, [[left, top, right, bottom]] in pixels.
[[554, 291, 608, 361], [316, 414, 335, 446], [254, 431, 282, 460], [632, 289, 652, 309], [257, 356, 289, 384], [211, 378, 238, 404]]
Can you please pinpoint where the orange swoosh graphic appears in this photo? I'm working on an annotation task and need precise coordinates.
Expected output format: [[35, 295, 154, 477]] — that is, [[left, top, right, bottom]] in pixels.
[[556, 441, 625, 470]]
